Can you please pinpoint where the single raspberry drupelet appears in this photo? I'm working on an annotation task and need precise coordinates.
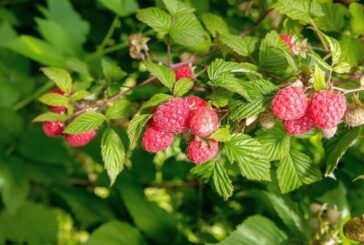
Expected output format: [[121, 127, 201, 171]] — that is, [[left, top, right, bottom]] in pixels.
[[189, 107, 219, 137], [65, 130, 96, 147], [309, 91, 347, 129], [185, 95, 207, 110], [142, 125, 175, 152], [48, 88, 67, 114], [175, 66, 192, 80], [272, 86, 308, 120], [153, 98, 190, 133], [283, 113, 315, 135], [42, 121, 64, 137], [187, 139, 218, 164]]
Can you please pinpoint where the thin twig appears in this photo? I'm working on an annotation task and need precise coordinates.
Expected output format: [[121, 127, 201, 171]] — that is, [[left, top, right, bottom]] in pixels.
[[97, 16, 120, 53], [239, 8, 273, 37], [310, 20, 329, 51], [167, 35, 172, 67], [333, 87, 364, 94]]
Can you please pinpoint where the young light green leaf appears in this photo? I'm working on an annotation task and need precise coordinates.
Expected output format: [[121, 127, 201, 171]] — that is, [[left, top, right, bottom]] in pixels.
[[340, 36, 364, 67], [101, 129, 125, 185], [136, 7, 171, 34], [64, 111, 105, 134], [324, 126, 361, 176], [70, 90, 90, 101], [308, 52, 332, 70], [173, 78, 194, 96], [223, 133, 271, 181], [98, 0, 139, 17], [170, 13, 207, 47], [191, 160, 233, 200], [41, 67, 72, 93], [101, 59, 126, 82], [162, 0, 193, 15], [333, 62, 351, 74], [38, 93, 69, 106], [229, 97, 271, 121], [323, 34, 342, 65], [219, 34, 257, 57], [312, 65, 326, 91], [105, 99, 133, 120], [127, 114, 152, 149], [256, 123, 291, 161], [277, 150, 322, 193], [32, 112, 68, 122], [217, 215, 288, 245], [210, 127, 231, 142], [140, 93, 173, 110], [145, 61, 175, 89], [201, 13, 229, 37], [275, 0, 324, 23]]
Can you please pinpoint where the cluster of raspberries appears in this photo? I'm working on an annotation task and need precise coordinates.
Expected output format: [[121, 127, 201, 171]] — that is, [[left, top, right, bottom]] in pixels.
[[142, 95, 219, 164], [271, 85, 347, 137], [42, 88, 96, 147]]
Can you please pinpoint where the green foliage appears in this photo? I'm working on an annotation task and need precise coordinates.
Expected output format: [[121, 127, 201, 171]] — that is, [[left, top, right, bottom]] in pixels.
[[64, 111, 105, 134]]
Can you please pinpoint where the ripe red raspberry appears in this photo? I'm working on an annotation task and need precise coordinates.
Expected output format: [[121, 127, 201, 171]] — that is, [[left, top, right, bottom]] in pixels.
[[272, 86, 308, 120], [42, 121, 64, 137], [187, 139, 218, 164], [48, 88, 67, 114], [280, 34, 293, 51], [185, 95, 207, 110], [153, 98, 190, 133], [283, 113, 315, 135], [175, 66, 192, 80], [65, 130, 96, 147], [309, 91, 347, 129], [142, 125, 175, 152], [189, 107, 219, 137]]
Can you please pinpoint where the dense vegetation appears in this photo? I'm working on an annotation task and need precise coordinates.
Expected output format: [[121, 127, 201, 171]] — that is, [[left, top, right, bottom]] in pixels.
[[0, 0, 364, 244]]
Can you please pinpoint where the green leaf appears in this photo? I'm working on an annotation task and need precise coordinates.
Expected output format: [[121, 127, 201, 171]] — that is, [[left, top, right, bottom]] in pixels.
[[259, 31, 289, 72], [229, 97, 271, 121], [219, 34, 258, 57], [173, 78, 194, 96], [256, 123, 291, 161], [32, 112, 68, 122], [210, 127, 231, 142], [70, 90, 91, 101], [333, 62, 351, 74], [127, 114, 152, 149], [340, 36, 364, 67], [118, 173, 177, 244], [217, 215, 288, 245], [162, 0, 193, 15], [102, 59, 127, 82], [105, 99, 133, 120], [241, 79, 277, 100], [312, 65, 326, 91], [0, 202, 58, 245], [191, 160, 233, 200], [201, 13, 229, 37], [145, 61, 175, 89], [98, 0, 139, 17], [308, 52, 331, 71], [0, 157, 29, 214], [277, 150, 322, 193], [41, 67, 72, 93], [323, 34, 341, 65], [223, 133, 271, 181], [86, 221, 147, 245], [324, 126, 361, 176], [170, 13, 207, 47], [207, 59, 243, 80], [211, 73, 250, 100], [101, 129, 126, 185], [64, 111, 105, 134], [275, 0, 324, 23], [136, 7, 171, 34], [349, 3, 364, 35], [38, 93, 69, 106], [141, 93, 173, 110], [316, 3, 348, 32]]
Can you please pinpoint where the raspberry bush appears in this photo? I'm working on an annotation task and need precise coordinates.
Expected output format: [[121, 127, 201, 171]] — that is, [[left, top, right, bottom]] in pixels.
[[1, 0, 364, 244]]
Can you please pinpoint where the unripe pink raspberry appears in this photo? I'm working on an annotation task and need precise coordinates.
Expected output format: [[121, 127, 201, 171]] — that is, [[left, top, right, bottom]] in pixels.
[[272, 86, 308, 120], [48, 88, 67, 114], [189, 107, 219, 137], [142, 125, 175, 152], [175, 66, 192, 80], [185, 95, 207, 110], [65, 130, 96, 147], [309, 91, 347, 129], [187, 139, 218, 164], [280, 34, 293, 52], [153, 98, 190, 133], [42, 121, 64, 137], [283, 113, 315, 135]]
